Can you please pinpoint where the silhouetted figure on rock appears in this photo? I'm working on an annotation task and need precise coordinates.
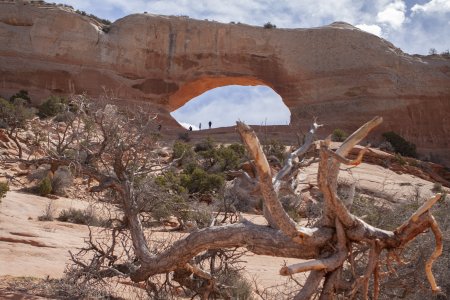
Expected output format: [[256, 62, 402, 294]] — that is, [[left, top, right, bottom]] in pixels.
[[189, 126, 192, 131], [208, 121, 212, 129]]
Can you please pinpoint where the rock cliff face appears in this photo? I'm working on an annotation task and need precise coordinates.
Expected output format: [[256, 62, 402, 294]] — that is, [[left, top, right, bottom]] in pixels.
[[1, 2, 449, 165]]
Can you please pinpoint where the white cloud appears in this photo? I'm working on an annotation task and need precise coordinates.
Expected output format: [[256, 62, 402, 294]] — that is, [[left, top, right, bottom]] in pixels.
[[376, 0, 406, 29], [411, 0, 450, 14], [355, 24, 383, 36]]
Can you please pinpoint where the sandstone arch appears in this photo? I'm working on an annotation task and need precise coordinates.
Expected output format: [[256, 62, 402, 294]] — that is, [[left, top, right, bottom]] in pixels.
[[0, 2, 449, 164], [168, 77, 276, 112]]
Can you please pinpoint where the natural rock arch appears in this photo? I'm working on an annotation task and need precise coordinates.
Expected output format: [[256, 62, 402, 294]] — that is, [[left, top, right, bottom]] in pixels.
[[0, 2, 449, 164], [167, 77, 276, 112]]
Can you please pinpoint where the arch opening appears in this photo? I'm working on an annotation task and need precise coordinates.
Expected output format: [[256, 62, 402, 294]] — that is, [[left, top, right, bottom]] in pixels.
[[170, 85, 291, 130]]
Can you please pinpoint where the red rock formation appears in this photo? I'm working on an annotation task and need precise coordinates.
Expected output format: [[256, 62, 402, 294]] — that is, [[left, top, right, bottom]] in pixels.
[[0, 2, 449, 165]]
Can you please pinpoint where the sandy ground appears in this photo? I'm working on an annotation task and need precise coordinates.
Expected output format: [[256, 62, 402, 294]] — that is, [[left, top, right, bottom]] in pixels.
[[0, 191, 300, 298]]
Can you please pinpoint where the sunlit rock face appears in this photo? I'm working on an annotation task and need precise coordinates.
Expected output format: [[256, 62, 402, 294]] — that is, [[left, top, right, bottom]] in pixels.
[[0, 2, 449, 165]]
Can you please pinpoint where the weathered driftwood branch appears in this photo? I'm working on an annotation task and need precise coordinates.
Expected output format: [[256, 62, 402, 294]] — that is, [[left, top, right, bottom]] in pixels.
[[274, 120, 322, 184], [184, 263, 213, 280], [323, 144, 370, 166], [130, 221, 333, 282], [425, 214, 443, 293], [280, 219, 347, 275], [237, 121, 312, 241], [293, 270, 325, 300]]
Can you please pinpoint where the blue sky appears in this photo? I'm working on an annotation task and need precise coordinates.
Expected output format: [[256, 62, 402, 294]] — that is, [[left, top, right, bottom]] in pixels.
[[58, 0, 450, 129]]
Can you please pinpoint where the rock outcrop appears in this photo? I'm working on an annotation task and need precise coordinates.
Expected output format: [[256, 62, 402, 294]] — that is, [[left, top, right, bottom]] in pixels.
[[1, 2, 449, 165]]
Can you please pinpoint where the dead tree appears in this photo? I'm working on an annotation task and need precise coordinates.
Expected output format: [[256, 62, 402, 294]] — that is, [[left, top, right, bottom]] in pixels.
[[96, 116, 441, 299], [15, 100, 442, 299]]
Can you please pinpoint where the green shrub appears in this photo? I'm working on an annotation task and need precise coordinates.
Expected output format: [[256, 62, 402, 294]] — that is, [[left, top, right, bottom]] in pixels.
[[37, 176, 52, 196], [215, 145, 242, 171], [228, 143, 246, 157], [172, 141, 196, 166], [173, 141, 192, 159], [0, 97, 35, 128], [9, 90, 31, 104], [382, 131, 417, 157], [180, 167, 224, 194], [263, 22, 276, 29], [332, 128, 348, 142], [37, 96, 67, 118], [155, 171, 187, 194]]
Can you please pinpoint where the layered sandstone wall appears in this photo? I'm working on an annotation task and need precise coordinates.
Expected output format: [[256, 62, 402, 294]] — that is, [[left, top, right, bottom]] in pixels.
[[0, 2, 449, 164]]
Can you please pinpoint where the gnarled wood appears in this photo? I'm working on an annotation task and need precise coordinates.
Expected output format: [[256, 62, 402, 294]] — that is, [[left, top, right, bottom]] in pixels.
[[237, 121, 311, 241]]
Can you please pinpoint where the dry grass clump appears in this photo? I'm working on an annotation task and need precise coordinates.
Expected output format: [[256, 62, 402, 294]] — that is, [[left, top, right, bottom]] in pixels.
[[1, 275, 122, 299]]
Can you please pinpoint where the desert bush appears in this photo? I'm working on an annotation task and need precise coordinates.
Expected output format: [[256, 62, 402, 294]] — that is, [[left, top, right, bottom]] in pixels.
[[180, 167, 224, 194], [185, 202, 214, 228], [262, 138, 286, 164], [194, 137, 215, 152], [155, 171, 187, 194], [57, 206, 109, 227], [28, 165, 51, 181], [172, 141, 196, 165], [37, 96, 67, 118], [228, 143, 246, 157], [332, 128, 348, 142], [432, 182, 443, 193], [394, 153, 407, 166], [198, 143, 246, 172], [215, 269, 253, 299], [75, 9, 111, 25], [0, 97, 35, 129], [51, 167, 73, 195], [3, 275, 119, 300], [263, 21, 276, 28], [37, 175, 53, 196], [53, 111, 75, 123], [178, 131, 191, 142], [215, 145, 244, 171], [9, 89, 31, 104], [38, 200, 55, 221], [151, 195, 188, 223], [382, 131, 417, 157], [0, 97, 35, 158]]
